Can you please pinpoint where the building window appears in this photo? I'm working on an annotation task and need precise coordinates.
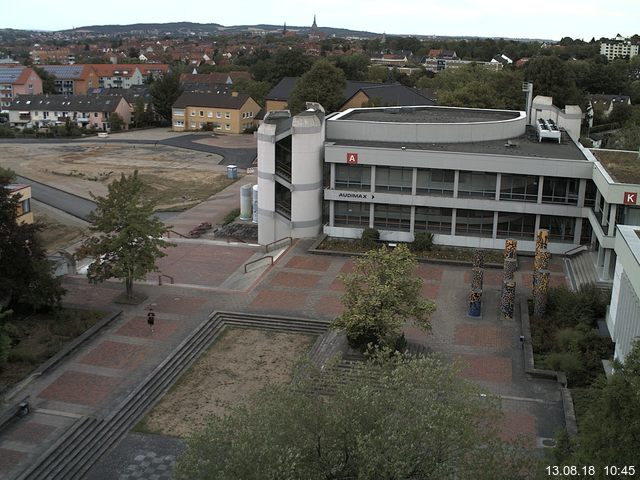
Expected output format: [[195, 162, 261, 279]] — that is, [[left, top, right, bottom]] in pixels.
[[94, 112, 98, 117], [191, 122, 196, 129], [373, 204, 411, 231], [455, 209, 494, 237], [208, 112, 213, 118], [174, 120, 184, 127], [416, 168, 454, 196], [173, 109, 185, 117], [375, 167, 413, 194], [225, 112, 230, 119], [414, 206, 452, 233], [500, 174, 539, 202], [457, 171, 497, 199], [190, 111, 196, 116], [216, 112, 221, 118], [334, 201, 370, 227], [16, 198, 30, 216], [496, 212, 536, 239], [335, 165, 371, 190], [542, 177, 579, 205], [225, 124, 231, 130], [584, 180, 597, 207], [199, 110, 204, 117], [539, 215, 575, 242]]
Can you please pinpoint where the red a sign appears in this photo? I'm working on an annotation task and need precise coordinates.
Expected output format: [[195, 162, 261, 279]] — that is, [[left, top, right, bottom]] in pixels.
[[346, 152, 358, 164], [624, 192, 637, 205]]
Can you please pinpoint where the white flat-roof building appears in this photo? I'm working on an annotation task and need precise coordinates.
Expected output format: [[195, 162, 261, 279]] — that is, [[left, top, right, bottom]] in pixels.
[[256, 102, 640, 282]]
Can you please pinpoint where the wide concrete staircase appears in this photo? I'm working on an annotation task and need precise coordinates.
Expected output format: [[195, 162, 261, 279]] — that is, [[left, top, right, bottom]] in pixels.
[[15, 312, 329, 480], [565, 251, 612, 298]]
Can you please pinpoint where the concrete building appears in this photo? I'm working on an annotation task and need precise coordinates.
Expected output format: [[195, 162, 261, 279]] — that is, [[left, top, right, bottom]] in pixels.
[[600, 37, 639, 61], [0, 66, 43, 108], [38, 65, 99, 95], [608, 225, 640, 363], [7, 184, 33, 225]]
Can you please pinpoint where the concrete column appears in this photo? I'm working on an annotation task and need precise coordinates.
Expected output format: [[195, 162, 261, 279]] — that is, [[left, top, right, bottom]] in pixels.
[[492, 211, 498, 238], [534, 214, 541, 234], [453, 170, 460, 198], [451, 208, 457, 236], [595, 190, 601, 213], [608, 204, 618, 236], [597, 244, 605, 268], [370, 165, 376, 194], [410, 206, 416, 235], [602, 201, 609, 227], [537, 175, 544, 204], [603, 249, 612, 281], [495, 173, 501, 201], [369, 203, 374, 228], [330, 163, 335, 189], [411, 168, 417, 196], [577, 179, 586, 208], [574, 217, 583, 244], [329, 200, 335, 227]]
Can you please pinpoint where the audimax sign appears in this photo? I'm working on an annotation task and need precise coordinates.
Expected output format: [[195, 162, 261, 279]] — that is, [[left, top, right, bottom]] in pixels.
[[337, 192, 372, 199]]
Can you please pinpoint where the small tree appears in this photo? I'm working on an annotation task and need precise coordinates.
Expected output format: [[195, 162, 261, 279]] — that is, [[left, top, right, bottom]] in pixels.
[[150, 68, 184, 122], [77, 171, 173, 299], [132, 96, 147, 128], [412, 231, 434, 252], [360, 227, 379, 249], [108, 112, 124, 132], [331, 244, 436, 349]]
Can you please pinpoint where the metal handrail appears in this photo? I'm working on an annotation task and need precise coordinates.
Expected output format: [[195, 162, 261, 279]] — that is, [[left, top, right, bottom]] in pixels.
[[244, 255, 273, 273], [158, 274, 175, 286], [165, 230, 188, 239], [563, 245, 588, 257], [264, 236, 292, 253]]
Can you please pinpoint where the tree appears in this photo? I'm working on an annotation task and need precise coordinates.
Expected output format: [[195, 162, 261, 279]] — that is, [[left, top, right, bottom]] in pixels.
[[77, 171, 173, 299], [334, 53, 370, 81], [288, 59, 346, 114], [107, 112, 124, 132], [0, 307, 12, 370], [174, 351, 539, 480], [331, 244, 436, 349], [0, 175, 65, 310], [32, 66, 56, 94], [150, 68, 184, 122], [231, 78, 272, 107], [524, 56, 583, 108], [556, 340, 640, 477], [132, 97, 148, 128]]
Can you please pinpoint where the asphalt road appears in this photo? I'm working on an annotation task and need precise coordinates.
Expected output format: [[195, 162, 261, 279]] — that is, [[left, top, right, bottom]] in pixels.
[[18, 175, 96, 221]]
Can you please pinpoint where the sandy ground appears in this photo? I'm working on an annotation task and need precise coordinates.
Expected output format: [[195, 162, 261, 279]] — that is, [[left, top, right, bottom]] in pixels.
[[1, 143, 231, 208], [141, 328, 316, 438]]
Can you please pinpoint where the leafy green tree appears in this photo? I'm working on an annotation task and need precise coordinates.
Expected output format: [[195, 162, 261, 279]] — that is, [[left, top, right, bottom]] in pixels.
[[0, 307, 14, 370], [556, 340, 640, 477], [251, 48, 314, 85], [607, 103, 634, 125], [131, 97, 148, 128], [107, 112, 125, 132], [0, 177, 65, 310], [231, 78, 272, 107], [150, 68, 184, 122], [367, 65, 389, 83], [77, 171, 173, 299], [334, 53, 370, 81], [0, 167, 16, 184], [608, 124, 640, 150], [331, 244, 436, 349], [174, 352, 539, 480], [524, 56, 583, 108], [32, 66, 56, 94], [288, 59, 346, 114]]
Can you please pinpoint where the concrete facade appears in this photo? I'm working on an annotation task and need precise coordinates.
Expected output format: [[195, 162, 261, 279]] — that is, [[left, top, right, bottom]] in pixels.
[[608, 225, 640, 362]]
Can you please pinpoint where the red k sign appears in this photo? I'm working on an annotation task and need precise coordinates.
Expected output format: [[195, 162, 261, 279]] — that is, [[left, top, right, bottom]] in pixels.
[[346, 152, 358, 164], [624, 192, 638, 205]]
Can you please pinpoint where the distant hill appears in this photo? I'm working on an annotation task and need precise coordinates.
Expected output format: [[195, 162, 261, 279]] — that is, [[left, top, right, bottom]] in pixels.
[[59, 21, 380, 38]]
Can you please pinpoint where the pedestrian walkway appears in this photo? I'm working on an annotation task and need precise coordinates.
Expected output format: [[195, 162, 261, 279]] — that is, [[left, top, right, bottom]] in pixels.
[[0, 237, 569, 478]]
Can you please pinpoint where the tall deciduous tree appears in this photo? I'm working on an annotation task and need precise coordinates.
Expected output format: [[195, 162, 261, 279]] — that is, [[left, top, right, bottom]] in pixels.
[[150, 69, 184, 122], [288, 59, 346, 114], [524, 56, 583, 108], [174, 352, 538, 480], [77, 171, 172, 298], [0, 174, 65, 310], [331, 244, 436, 349], [32, 66, 56, 94]]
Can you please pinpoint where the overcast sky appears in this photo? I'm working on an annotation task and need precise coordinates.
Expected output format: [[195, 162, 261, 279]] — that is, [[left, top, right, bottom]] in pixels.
[[3, 0, 638, 41]]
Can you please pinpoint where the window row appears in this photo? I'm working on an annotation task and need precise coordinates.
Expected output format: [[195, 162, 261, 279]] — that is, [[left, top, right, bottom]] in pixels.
[[333, 165, 581, 206], [333, 202, 577, 242]]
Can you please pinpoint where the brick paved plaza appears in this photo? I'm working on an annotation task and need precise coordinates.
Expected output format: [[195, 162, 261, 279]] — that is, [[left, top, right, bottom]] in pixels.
[[0, 238, 569, 479]]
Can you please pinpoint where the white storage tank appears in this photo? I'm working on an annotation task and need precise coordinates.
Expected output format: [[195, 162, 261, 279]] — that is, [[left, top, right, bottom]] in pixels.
[[240, 184, 252, 220], [252, 184, 258, 223]]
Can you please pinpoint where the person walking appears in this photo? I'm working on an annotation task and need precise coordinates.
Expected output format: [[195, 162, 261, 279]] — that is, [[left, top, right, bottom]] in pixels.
[[147, 308, 155, 334]]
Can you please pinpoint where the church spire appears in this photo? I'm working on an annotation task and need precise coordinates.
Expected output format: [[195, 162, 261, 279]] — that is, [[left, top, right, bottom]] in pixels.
[[312, 14, 317, 29]]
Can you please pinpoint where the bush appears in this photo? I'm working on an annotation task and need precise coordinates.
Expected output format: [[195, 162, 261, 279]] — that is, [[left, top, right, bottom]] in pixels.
[[360, 228, 380, 249], [0, 125, 15, 138], [546, 351, 585, 380], [412, 232, 434, 252], [222, 208, 240, 225]]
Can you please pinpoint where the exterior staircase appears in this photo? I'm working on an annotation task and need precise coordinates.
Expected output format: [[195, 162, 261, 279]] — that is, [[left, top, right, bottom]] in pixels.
[[565, 251, 612, 298]]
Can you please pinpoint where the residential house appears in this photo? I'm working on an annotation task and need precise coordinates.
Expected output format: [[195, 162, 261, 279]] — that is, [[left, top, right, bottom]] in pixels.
[[491, 54, 513, 66], [264, 77, 436, 113], [6, 94, 131, 131], [0, 66, 43, 108], [31, 48, 75, 65], [600, 35, 639, 61], [87, 64, 145, 89], [172, 91, 260, 134], [588, 94, 632, 120], [6, 184, 33, 224], [420, 57, 501, 73], [38, 65, 99, 95]]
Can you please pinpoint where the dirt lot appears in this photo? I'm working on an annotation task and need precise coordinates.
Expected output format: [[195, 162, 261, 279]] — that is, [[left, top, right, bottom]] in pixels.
[[139, 328, 316, 438], [2, 143, 236, 210]]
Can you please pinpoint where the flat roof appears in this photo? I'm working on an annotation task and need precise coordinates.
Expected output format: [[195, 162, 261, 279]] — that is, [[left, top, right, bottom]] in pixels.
[[337, 106, 520, 124], [590, 149, 640, 184], [328, 127, 588, 161]]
